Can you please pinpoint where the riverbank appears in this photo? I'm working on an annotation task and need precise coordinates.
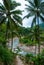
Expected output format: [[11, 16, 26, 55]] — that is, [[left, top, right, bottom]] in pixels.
[[7, 37, 44, 54], [18, 44, 44, 54]]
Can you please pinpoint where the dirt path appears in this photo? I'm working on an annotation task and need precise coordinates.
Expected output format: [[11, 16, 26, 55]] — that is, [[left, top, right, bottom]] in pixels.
[[16, 56, 24, 65]]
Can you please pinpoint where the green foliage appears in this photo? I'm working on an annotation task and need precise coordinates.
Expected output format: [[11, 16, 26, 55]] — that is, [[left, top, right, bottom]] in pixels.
[[24, 0, 44, 54], [0, 0, 22, 45], [0, 46, 16, 65], [33, 52, 44, 65], [0, 33, 6, 47], [20, 36, 36, 46], [17, 26, 30, 36], [0, 0, 22, 25], [23, 49, 44, 65], [25, 53, 34, 64], [20, 38, 28, 43]]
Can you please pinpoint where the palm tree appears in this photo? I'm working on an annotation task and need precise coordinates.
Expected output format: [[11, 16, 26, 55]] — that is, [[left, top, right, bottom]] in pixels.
[[0, 0, 22, 50], [24, 0, 44, 54], [28, 28, 36, 54], [29, 25, 43, 54]]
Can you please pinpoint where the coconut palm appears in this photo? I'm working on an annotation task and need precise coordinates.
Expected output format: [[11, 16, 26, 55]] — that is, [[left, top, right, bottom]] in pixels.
[[24, 0, 44, 54], [0, 0, 22, 50], [29, 26, 43, 54]]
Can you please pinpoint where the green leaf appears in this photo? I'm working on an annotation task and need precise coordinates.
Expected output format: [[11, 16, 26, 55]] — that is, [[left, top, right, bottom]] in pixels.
[[25, 4, 34, 9], [24, 12, 34, 19], [40, 15, 44, 22], [13, 15, 22, 25], [0, 3, 6, 11], [9, 17, 19, 30], [3, 0, 11, 10], [25, 4, 35, 12], [0, 16, 6, 25], [31, 16, 36, 28], [40, 2, 44, 14], [11, 10, 22, 15], [25, 7, 34, 12], [34, 0, 39, 7], [25, 0, 35, 7], [10, 1, 21, 10]]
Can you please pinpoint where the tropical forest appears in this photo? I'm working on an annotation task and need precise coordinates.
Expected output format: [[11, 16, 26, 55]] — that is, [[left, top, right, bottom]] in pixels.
[[0, 0, 44, 65]]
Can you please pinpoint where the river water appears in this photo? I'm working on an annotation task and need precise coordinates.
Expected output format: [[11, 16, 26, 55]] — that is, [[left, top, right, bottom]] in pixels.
[[7, 38, 44, 55], [7, 37, 19, 49], [13, 38, 19, 48]]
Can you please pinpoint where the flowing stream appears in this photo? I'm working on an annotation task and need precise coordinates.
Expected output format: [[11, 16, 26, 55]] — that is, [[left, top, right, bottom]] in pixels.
[[13, 38, 19, 48], [8, 38, 44, 55]]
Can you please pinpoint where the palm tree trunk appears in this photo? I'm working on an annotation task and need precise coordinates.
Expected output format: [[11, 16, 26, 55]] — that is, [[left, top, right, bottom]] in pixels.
[[35, 15, 37, 54], [35, 44, 37, 54], [37, 16, 40, 54], [5, 25, 9, 48], [5, 26, 8, 47], [38, 40, 40, 54], [11, 32, 13, 51], [7, 32, 10, 48]]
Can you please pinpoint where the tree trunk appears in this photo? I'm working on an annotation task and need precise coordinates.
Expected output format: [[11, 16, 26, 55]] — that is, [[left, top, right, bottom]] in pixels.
[[35, 44, 37, 54], [4, 26, 8, 48], [11, 32, 13, 51], [37, 15, 40, 54], [35, 15, 37, 55], [38, 40, 40, 54]]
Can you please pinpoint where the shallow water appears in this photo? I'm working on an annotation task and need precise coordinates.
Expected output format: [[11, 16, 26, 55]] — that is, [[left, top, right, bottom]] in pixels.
[[13, 38, 19, 48]]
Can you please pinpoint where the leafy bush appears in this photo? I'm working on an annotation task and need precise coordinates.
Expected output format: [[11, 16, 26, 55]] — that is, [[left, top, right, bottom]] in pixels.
[[20, 38, 28, 43], [24, 53, 34, 64], [0, 46, 15, 65], [23, 49, 44, 65], [32, 50, 44, 65], [20, 37, 37, 46]]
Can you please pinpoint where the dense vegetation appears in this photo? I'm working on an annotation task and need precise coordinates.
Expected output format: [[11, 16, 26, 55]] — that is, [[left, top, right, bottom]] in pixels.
[[0, 0, 44, 65], [0, 0, 22, 65], [19, 49, 44, 65], [0, 46, 16, 65]]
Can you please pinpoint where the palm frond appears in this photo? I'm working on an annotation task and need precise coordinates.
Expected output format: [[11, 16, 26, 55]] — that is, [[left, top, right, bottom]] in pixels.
[[34, 0, 43, 7], [9, 17, 19, 29], [40, 2, 44, 14], [12, 31, 19, 37], [3, 0, 11, 10], [0, 12, 4, 16], [34, 0, 42, 7], [25, 4, 34, 8], [23, 12, 34, 19], [13, 15, 22, 25], [10, 1, 21, 10], [2, 0, 21, 11], [25, 0, 35, 7], [31, 16, 36, 28], [34, 0, 39, 7], [0, 16, 6, 25], [40, 15, 44, 22], [11, 10, 22, 15], [25, 8, 34, 12], [0, 3, 6, 11], [25, 4, 35, 12]]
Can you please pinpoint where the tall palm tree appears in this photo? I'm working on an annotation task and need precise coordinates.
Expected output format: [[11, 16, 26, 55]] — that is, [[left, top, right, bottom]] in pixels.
[[0, 0, 22, 50], [29, 25, 43, 54], [24, 0, 44, 54], [28, 28, 36, 54]]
